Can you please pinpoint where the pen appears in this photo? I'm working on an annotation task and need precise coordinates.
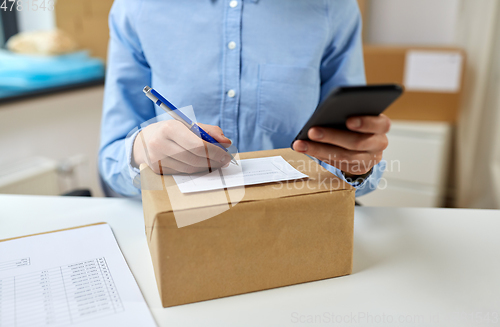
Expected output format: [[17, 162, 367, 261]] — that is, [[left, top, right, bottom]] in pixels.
[[143, 86, 238, 166]]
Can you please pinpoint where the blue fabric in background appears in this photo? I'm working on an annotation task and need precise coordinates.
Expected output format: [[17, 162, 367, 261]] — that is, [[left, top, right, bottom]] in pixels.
[[0, 50, 105, 99]]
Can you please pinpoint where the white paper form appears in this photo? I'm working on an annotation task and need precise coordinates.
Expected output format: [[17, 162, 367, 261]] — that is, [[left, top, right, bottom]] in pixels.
[[404, 50, 463, 93], [173, 156, 308, 194], [0, 224, 156, 327]]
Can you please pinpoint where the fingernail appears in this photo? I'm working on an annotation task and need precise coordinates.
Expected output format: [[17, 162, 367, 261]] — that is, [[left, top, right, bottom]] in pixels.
[[220, 136, 232, 146], [293, 141, 308, 152], [309, 128, 324, 140], [349, 118, 362, 129]]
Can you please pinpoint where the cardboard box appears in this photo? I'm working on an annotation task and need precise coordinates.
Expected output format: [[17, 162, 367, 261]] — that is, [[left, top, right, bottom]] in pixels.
[[357, 0, 367, 18], [141, 148, 355, 307], [55, 0, 114, 61], [357, 0, 369, 41], [364, 45, 466, 122]]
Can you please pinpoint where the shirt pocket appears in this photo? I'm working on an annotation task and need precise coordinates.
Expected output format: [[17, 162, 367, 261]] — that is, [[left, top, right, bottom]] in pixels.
[[257, 64, 320, 137]]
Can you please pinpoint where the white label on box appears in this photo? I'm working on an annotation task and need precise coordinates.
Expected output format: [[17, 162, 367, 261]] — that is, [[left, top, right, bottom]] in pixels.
[[172, 156, 308, 194], [404, 50, 463, 93]]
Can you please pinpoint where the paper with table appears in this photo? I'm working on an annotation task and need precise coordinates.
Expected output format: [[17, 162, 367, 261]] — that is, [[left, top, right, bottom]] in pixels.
[[0, 224, 156, 327], [173, 156, 309, 193]]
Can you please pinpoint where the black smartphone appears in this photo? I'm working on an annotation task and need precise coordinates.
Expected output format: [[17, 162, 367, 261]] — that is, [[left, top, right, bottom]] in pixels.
[[292, 84, 403, 145]]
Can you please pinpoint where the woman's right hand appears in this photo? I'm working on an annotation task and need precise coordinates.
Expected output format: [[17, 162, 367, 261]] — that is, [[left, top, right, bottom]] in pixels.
[[132, 120, 232, 175]]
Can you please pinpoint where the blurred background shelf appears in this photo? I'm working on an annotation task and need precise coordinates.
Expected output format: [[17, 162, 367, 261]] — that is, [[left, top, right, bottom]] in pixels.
[[358, 121, 453, 208]]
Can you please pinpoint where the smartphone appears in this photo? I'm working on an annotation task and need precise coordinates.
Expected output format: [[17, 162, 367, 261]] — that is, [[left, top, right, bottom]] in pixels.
[[292, 84, 403, 145]]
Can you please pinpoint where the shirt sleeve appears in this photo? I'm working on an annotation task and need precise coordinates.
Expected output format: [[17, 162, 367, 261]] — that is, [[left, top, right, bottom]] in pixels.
[[319, 0, 385, 197], [320, 160, 387, 197], [99, 0, 154, 197]]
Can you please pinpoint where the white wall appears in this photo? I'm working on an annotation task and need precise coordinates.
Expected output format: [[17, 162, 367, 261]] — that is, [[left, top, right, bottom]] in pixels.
[[368, 0, 461, 45]]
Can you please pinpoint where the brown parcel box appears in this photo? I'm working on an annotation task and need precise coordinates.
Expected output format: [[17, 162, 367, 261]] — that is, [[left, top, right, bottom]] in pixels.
[[55, 0, 114, 61], [141, 148, 355, 307], [364, 45, 466, 122]]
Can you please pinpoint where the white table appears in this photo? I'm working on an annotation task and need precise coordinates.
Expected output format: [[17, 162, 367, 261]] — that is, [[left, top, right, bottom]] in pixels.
[[1, 195, 499, 327]]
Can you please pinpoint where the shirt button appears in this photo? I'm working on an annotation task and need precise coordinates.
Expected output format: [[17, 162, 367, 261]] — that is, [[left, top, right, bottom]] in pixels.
[[228, 41, 236, 50], [229, 1, 238, 8], [227, 89, 236, 98]]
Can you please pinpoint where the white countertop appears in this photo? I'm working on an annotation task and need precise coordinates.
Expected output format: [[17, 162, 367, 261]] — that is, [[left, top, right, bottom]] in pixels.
[[1, 195, 499, 327]]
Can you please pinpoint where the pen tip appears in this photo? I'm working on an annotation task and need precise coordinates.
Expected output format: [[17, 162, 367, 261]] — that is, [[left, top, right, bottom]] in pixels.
[[232, 159, 239, 166]]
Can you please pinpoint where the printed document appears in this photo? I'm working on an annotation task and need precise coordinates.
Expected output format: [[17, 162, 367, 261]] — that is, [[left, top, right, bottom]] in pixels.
[[173, 156, 308, 193], [0, 224, 156, 327]]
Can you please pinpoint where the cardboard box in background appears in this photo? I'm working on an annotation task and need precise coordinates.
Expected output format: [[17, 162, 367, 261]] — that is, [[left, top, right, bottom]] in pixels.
[[364, 46, 466, 122], [357, 0, 369, 42], [55, 0, 114, 61], [141, 148, 355, 307], [357, 0, 367, 18]]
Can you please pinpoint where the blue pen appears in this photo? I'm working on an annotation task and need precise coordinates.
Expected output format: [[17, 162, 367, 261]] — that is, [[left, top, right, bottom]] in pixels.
[[143, 86, 238, 166]]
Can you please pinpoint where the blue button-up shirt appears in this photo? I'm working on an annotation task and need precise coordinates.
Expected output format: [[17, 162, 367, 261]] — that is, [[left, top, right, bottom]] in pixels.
[[99, 0, 386, 197]]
